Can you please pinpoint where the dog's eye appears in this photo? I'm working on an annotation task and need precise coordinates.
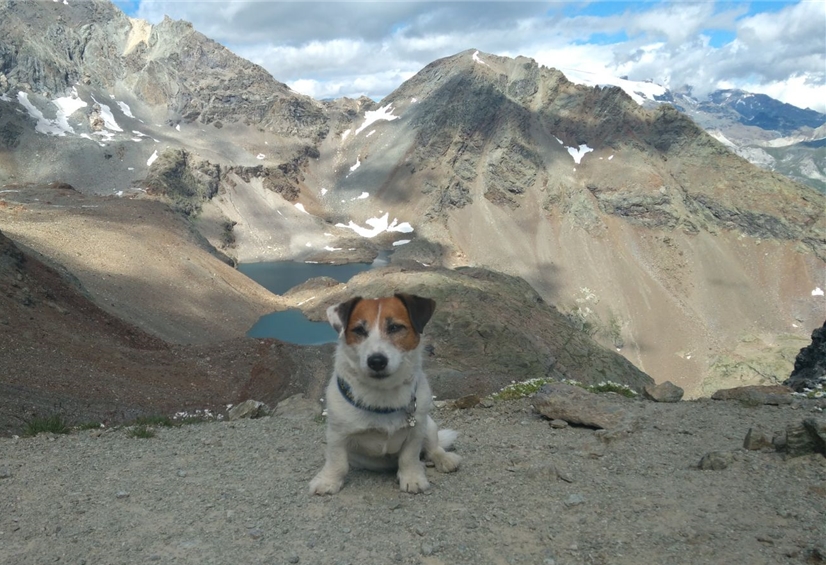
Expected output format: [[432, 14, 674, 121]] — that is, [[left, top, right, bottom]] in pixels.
[[351, 326, 368, 337], [387, 323, 406, 334]]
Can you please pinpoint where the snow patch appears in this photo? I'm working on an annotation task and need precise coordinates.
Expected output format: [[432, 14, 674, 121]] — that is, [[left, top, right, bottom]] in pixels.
[[17, 91, 82, 136], [355, 104, 399, 135], [335, 212, 414, 239], [147, 150, 159, 167], [366, 129, 376, 138], [472, 51, 487, 66], [392, 239, 411, 247], [116, 101, 134, 118], [91, 96, 123, 132], [294, 203, 310, 214], [349, 157, 361, 173], [813, 287, 825, 297], [256, 153, 266, 160], [341, 129, 351, 142], [567, 144, 593, 164], [320, 188, 328, 196], [561, 68, 667, 106]]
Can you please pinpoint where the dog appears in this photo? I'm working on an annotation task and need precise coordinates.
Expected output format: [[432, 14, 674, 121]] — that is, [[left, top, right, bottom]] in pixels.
[[309, 293, 461, 495]]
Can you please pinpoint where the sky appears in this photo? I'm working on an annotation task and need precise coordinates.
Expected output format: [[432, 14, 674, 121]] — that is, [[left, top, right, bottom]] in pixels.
[[112, 1, 826, 113]]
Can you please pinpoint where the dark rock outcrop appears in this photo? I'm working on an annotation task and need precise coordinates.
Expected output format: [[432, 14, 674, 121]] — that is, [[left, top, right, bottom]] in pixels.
[[784, 320, 826, 392]]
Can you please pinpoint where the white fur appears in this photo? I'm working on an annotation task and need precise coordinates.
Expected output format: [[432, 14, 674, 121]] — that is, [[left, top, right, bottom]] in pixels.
[[309, 300, 461, 495]]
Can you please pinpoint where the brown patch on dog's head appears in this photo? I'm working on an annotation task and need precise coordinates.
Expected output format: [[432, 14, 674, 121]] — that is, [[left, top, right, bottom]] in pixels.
[[340, 294, 436, 351]]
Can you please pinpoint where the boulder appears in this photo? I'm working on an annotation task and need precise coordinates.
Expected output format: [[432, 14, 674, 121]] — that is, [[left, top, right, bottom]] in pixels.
[[710, 385, 792, 405], [643, 381, 684, 403], [784, 418, 826, 458], [227, 399, 271, 420], [533, 383, 638, 430]]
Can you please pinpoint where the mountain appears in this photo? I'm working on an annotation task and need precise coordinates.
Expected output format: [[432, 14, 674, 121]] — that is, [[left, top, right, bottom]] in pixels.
[[0, 1, 824, 399], [562, 69, 826, 192], [300, 50, 824, 396]]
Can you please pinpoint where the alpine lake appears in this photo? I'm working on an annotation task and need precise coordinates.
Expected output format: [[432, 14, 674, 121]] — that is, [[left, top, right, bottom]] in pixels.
[[237, 252, 389, 345]]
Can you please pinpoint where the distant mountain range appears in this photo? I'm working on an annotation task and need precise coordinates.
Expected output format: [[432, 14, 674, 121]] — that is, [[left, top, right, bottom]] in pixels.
[[0, 0, 823, 396], [561, 70, 826, 192]]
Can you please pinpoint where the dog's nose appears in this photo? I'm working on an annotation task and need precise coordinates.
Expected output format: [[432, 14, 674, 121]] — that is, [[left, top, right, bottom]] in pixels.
[[367, 353, 388, 372]]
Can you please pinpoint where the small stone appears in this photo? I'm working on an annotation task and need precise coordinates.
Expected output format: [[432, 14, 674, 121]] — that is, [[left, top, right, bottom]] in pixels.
[[176, 470, 187, 478], [115, 491, 130, 499], [247, 527, 263, 540], [698, 451, 734, 470], [549, 419, 568, 429], [0, 468, 11, 479], [421, 542, 436, 556], [643, 381, 684, 403], [479, 397, 495, 408], [288, 554, 300, 564], [451, 394, 481, 409], [228, 399, 271, 421], [743, 428, 773, 451], [564, 493, 585, 507]]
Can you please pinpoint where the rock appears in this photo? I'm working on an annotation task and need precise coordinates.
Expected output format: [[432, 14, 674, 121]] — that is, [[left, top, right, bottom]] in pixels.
[[784, 320, 826, 393], [783, 418, 826, 458], [643, 381, 684, 402], [0, 468, 11, 479], [711, 385, 793, 405], [698, 451, 734, 470], [451, 394, 481, 409], [227, 399, 271, 421], [564, 494, 585, 507], [549, 419, 568, 429], [743, 428, 773, 451], [533, 383, 638, 430], [274, 394, 321, 420]]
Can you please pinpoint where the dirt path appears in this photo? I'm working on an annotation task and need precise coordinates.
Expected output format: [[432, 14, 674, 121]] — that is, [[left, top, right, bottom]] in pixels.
[[1, 397, 824, 565]]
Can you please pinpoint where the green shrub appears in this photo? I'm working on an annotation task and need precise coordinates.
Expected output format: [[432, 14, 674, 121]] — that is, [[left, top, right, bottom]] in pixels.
[[23, 415, 71, 437]]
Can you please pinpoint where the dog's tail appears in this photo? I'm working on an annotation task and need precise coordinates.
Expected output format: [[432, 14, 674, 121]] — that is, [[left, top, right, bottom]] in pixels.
[[437, 428, 459, 450]]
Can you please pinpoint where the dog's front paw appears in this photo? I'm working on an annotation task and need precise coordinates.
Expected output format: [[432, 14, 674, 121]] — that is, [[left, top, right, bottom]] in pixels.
[[309, 474, 344, 495], [398, 471, 430, 493], [432, 451, 462, 473]]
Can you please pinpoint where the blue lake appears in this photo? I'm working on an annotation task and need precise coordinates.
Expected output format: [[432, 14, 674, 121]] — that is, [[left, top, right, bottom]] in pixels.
[[238, 255, 387, 344]]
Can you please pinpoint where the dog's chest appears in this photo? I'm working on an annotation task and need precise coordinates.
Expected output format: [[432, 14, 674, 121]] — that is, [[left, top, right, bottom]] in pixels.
[[348, 425, 412, 457]]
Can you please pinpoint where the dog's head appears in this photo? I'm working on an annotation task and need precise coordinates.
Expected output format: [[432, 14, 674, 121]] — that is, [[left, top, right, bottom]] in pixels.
[[327, 293, 436, 380]]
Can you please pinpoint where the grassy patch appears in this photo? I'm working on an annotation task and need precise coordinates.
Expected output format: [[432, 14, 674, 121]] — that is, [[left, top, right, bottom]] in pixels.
[[133, 415, 174, 428], [23, 415, 71, 437], [128, 425, 156, 439], [493, 378, 554, 400], [492, 377, 638, 401], [584, 381, 638, 398], [76, 421, 104, 431]]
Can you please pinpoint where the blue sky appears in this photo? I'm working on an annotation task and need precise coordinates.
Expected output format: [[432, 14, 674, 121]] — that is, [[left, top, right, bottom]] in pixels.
[[113, 1, 825, 112]]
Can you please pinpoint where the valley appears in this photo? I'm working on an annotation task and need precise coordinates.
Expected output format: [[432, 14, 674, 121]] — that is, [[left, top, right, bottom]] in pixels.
[[0, 0, 824, 426]]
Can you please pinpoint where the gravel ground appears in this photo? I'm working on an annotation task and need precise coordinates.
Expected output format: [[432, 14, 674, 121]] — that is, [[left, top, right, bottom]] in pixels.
[[1, 397, 824, 565]]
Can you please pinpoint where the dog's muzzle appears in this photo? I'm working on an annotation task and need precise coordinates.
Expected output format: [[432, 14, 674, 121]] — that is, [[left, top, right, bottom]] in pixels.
[[366, 353, 389, 376]]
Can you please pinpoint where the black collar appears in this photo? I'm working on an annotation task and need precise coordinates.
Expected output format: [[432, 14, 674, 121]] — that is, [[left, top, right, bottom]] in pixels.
[[336, 376, 417, 416]]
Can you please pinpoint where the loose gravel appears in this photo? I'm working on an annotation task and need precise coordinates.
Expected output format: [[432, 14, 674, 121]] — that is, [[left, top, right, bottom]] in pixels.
[[1, 398, 824, 565]]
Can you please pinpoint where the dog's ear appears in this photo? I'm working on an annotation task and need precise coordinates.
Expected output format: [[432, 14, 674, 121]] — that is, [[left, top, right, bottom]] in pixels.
[[327, 296, 362, 334], [395, 293, 436, 334]]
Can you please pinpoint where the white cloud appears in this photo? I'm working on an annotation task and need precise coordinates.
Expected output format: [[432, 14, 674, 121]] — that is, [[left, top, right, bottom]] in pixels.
[[121, 0, 826, 112]]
